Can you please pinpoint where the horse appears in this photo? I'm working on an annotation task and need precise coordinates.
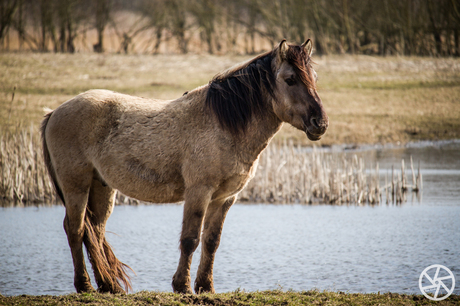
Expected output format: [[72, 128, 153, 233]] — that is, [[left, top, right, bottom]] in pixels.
[[40, 39, 328, 294]]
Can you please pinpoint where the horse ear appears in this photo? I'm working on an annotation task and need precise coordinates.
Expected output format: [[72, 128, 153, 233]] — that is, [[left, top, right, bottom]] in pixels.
[[301, 39, 313, 57], [278, 39, 288, 62]]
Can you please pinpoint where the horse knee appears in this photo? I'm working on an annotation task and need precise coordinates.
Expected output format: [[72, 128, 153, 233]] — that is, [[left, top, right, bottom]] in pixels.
[[204, 232, 220, 254], [181, 237, 200, 255]]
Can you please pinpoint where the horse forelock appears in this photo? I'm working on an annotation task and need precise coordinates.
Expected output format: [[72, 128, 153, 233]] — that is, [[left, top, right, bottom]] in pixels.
[[285, 45, 316, 91], [205, 50, 276, 136]]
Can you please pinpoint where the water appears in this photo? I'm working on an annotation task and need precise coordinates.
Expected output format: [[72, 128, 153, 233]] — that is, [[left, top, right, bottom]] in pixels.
[[1, 142, 459, 296], [330, 140, 460, 205]]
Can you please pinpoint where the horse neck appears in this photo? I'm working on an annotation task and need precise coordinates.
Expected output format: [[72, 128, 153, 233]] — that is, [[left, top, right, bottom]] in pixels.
[[235, 99, 282, 163]]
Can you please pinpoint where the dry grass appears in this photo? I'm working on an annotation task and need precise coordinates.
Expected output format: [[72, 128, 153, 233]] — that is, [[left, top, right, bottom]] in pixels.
[[1, 52, 459, 144], [239, 139, 421, 205], [1, 52, 442, 205], [285, 55, 460, 145], [0, 126, 57, 204], [0, 52, 239, 133], [0, 128, 420, 206]]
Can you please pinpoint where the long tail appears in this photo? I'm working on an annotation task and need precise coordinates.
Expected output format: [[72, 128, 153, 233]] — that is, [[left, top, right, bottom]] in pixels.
[[83, 212, 133, 293], [41, 111, 132, 292], [41, 111, 65, 204]]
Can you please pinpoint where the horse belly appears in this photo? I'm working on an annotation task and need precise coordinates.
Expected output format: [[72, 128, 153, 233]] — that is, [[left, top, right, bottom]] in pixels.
[[96, 162, 185, 204], [113, 178, 185, 204]]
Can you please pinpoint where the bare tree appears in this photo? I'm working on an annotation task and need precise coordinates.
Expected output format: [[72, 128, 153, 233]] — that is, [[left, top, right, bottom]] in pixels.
[[451, 0, 460, 56], [55, 0, 78, 53], [94, 0, 110, 52], [134, 0, 168, 54], [39, 0, 55, 51], [166, 0, 192, 53], [0, 0, 18, 49], [1, 0, 458, 56], [189, 0, 215, 53]]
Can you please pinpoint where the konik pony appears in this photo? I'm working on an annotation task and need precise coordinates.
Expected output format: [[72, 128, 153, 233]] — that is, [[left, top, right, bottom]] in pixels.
[[41, 39, 328, 294]]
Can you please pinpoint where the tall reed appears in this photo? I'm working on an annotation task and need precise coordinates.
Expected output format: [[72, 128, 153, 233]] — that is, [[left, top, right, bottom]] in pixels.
[[0, 129, 421, 206], [0, 126, 57, 204], [239, 140, 381, 205], [239, 139, 421, 205]]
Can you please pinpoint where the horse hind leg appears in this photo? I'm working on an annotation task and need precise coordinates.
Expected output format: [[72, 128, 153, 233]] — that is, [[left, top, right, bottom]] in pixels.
[[63, 190, 95, 293], [84, 176, 132, 293]]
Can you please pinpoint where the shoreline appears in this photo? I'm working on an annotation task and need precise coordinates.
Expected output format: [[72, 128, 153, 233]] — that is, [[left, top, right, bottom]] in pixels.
[[308, 137, 460, 153]]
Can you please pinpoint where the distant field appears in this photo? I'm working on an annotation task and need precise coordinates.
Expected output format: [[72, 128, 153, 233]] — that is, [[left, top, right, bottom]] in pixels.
[[1, 52, 459, 145]]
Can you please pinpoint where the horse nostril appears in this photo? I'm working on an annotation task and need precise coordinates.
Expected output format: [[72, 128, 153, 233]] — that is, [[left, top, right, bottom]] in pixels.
[[310, 117, 319, 129]]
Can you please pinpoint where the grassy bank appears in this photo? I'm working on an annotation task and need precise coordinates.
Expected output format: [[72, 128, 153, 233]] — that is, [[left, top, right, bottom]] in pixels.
[[1, 290, 459, 306], [1, 53, 459, 145]]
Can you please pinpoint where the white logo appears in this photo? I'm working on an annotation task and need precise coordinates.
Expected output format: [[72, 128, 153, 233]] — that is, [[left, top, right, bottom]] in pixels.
[[419, 264, 455, 301]]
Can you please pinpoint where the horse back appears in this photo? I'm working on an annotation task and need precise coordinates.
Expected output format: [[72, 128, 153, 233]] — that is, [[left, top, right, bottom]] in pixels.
[[44, 89, 250, 203]]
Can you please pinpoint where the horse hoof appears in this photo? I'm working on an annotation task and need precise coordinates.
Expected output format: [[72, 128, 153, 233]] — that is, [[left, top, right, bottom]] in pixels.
[[110, 285, 126, 294], [97, 282, 125, 294], [172, 281, 192, 294], [172, 285, 193, 294], [172, 274, 193, 294], [97, 287, 126, 294], [75, 281, 95, 293], [194, 283, 215, 294]]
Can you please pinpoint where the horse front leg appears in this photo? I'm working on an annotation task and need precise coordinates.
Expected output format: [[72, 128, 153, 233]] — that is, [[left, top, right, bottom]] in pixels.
[[172, 185, 213, 294], [195, 196, 236, 294]]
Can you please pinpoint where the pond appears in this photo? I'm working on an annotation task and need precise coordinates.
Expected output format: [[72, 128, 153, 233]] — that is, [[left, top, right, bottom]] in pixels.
[[1, 141, 459, 296]]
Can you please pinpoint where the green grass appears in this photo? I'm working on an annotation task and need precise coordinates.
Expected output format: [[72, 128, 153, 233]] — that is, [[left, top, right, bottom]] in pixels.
[[1, 290, 459, 306]]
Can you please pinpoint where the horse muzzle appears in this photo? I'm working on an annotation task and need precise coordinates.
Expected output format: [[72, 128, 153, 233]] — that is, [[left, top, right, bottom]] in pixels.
[[305, 116, 328, 141]]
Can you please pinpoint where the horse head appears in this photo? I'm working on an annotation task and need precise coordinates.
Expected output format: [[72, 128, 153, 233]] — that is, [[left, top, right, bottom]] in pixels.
[[272, 39, 329, 141]]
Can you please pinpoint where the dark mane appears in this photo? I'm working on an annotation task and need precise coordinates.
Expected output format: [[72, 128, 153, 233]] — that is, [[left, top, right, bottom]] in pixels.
[[205, 50, 276, 135], [205, 45, 314, 135]]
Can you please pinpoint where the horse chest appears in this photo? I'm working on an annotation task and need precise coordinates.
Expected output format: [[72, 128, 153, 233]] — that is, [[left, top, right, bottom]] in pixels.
[[214, 159, 259, 200]]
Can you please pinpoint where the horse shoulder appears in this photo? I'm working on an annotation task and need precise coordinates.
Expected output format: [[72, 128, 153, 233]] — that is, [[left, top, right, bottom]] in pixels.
[[181, 131, 261, 201]]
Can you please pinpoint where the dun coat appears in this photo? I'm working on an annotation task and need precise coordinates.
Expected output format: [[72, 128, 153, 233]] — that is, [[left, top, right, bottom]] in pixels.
[[41, 39, 328, 294]]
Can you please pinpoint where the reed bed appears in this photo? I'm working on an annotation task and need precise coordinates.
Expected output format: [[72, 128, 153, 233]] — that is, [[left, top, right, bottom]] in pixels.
[[0, 126, 58, 205], [239, 139, 422, 205], [0, 129, 421, 206]]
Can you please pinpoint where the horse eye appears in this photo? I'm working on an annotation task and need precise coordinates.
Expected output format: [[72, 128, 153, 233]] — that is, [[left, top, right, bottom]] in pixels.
[[285, 78, 296, 86]]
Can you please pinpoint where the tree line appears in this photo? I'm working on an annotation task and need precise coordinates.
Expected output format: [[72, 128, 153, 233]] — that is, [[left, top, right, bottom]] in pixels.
[[1, 0, 459, 56]]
